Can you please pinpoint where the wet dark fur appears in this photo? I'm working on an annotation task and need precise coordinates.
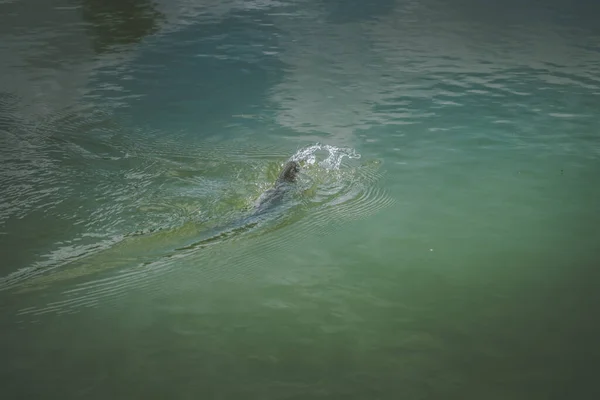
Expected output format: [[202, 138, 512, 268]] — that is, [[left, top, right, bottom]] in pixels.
[[252, 161, 300, 214], [276, 160, 300, 183]]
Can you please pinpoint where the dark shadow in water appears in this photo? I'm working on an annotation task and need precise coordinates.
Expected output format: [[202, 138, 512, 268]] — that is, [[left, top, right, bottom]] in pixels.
[[81, 0, 165, 54], [104, 9, 288, 136]]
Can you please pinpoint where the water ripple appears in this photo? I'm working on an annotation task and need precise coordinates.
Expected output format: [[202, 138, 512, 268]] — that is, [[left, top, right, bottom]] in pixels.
[[6, 143, 394, 316]]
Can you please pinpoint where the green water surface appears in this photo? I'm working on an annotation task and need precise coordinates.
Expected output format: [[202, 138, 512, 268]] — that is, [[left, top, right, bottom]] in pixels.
[[1, 0, 599, 399]]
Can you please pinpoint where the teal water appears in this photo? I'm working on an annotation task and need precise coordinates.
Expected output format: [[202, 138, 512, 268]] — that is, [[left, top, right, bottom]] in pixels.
[[1, 0, 600, 398]]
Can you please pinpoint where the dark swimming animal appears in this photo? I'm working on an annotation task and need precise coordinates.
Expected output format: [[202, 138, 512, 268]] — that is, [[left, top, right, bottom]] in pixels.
[[177, 160, 301, 250], [252, 160, 300, 216]]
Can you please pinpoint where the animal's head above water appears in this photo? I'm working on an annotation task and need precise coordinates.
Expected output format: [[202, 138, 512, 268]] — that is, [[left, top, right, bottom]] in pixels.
[[277, 161, 300, 183]]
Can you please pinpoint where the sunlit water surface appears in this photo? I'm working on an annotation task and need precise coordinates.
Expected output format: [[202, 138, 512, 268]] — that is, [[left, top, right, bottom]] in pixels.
[[1, 0, 599, 398]]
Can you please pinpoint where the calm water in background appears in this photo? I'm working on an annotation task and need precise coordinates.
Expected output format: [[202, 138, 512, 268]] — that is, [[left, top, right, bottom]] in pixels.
[[1, 0, 600, 398]]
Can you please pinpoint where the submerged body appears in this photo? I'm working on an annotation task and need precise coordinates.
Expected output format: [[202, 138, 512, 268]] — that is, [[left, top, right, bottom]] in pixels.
[[177, 160, 301, 250], [252, 160, 300, 216]]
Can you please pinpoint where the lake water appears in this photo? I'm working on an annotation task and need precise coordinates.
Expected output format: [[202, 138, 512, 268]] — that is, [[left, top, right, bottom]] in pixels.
[[1, 0, 599, 398]]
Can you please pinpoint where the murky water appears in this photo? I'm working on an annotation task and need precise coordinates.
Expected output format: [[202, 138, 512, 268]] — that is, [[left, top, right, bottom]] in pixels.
[[1, 0, 599, 398]]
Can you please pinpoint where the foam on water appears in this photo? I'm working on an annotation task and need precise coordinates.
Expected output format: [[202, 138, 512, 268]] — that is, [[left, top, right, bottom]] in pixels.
[[291, 142, 361, 169]]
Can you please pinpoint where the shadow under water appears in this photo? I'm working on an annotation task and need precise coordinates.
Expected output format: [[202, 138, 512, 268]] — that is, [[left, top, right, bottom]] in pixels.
[[81, 0, 165, 54]]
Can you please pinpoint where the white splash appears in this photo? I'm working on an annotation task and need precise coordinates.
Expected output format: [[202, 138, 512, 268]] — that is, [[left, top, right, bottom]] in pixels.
[[290, 143, 361, 170]]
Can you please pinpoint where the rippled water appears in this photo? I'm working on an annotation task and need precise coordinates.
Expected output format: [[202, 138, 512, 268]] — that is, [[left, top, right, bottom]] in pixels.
[[1, 0, 599, 398]]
